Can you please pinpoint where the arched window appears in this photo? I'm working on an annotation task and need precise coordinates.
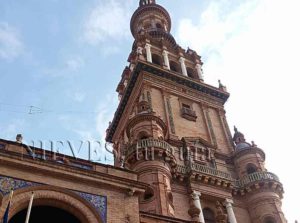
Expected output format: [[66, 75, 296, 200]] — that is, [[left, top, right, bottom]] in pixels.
[[143, 187, 154, 201], [264, 216, 276, 223], [246, 163, 257, 174], [170, 61, 180, 72], [156, 23, 163, 29], [203, 208, 216, 223], [137, 131, 150, 140], [152, 54, 162, 66]]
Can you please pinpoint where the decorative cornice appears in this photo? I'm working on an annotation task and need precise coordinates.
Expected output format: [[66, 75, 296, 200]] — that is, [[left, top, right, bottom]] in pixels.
[[106, 61, 230, 142]]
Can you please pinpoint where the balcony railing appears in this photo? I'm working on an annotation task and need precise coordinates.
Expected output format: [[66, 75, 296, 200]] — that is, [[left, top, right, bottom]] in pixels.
[[175, 164, 281, 189], [126, 138, 173, 157], [176, 164, 233, 181], [191, 163, 233, 180], [235, 171, 280, 188]]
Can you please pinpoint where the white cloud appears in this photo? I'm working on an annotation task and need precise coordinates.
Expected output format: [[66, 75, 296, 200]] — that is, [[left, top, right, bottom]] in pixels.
[[0, 22, 24, 61], [83, 0, 134, 45], [176, 0, 300, 221]]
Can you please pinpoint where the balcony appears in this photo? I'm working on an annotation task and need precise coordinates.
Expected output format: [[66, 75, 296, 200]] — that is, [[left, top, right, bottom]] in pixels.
[[190, 163, 233, 181], [175, 164, 233, 188], [233, 171, 283, 197], [235, 171, 280, 188], [174, 165, 283, 195], [181, 107, 197, 121], [126, 138, 173, 158]]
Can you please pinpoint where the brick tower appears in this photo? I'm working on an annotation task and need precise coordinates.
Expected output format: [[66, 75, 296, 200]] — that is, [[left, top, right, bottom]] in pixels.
[[106, 1, 286, 222]]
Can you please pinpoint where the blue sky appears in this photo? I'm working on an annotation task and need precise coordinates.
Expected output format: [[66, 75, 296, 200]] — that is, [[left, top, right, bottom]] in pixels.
[[1, 0, 300, 221]]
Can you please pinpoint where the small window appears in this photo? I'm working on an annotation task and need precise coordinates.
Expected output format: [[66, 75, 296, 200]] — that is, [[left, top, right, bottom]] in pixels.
[[152, 54, 162, 66], [0, 144, 5, 149], [246, 163, 257, 174], [170, 61, 180, 72], [187, 67, 196, 78], [156, 23, 162, 29], [137, 131, 150, 140], [143, 187, 154, 201]]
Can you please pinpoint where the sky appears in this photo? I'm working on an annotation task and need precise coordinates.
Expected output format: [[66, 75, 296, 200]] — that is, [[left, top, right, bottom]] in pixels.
[[0, 0, 299, 221]]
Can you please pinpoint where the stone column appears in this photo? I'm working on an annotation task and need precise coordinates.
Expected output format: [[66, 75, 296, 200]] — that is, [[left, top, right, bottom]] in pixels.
[[195, 63, 204, 81], [145, 43, 152, 63], [225, 199, 237, 223], [162, 50, 170, 70], [188, 191, 205, 223], [179, 57, 188, 76]]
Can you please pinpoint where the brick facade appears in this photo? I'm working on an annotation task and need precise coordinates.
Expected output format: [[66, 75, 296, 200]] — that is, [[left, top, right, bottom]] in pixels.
[[0, 1, 286, 223]]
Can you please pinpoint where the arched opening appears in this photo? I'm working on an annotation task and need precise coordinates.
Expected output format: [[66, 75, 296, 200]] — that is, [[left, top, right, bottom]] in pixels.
[[137, 131, 150, 140], [9, 206, 80, 223], [246, 163, 258, 174], [170, 61, 180, 72], [187, 67, 197, 79], [143, 187, 154, 201], [152, 54, 162, 66], [203, 208, 216, 223], [264, 216, 276, 223], [156, 23, 162, 29]]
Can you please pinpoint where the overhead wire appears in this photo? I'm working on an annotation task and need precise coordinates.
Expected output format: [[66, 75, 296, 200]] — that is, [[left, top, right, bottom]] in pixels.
[[0, 102, 100, 115]]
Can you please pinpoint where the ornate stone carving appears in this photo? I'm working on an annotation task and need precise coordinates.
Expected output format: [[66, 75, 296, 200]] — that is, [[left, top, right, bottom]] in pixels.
[[215, 201, 228, 223], [188, 191, 201, 221]]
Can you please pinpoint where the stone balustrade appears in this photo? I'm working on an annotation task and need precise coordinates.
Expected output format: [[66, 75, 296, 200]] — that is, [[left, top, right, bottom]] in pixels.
[[175, 164, 281, 191], [234, 171, 280, 188], [176, 164, 233, 182], [126, 138, 173, 157], [190, 163, 233, 180]]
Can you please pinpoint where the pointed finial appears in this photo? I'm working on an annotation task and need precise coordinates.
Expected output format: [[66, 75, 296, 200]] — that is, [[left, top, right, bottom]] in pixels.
[[139, 0, 156, 6], [218, 79, 227, 91], [234, 126, 238, 133]]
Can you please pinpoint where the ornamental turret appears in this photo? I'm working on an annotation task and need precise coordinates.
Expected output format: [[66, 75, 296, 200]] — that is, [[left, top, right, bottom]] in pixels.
[[232, 127, 285, 223]]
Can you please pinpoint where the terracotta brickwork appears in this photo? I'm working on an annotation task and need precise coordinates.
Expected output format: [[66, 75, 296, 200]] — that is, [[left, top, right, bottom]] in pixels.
[[106, 1, 287, 223], [0, 140, 146, 223], [0, 1, 287, 223]]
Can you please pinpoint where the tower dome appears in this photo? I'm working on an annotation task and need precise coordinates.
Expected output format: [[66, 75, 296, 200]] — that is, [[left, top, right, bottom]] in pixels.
[[233, 126, 251, 150], [130, 0, 175, 46]]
